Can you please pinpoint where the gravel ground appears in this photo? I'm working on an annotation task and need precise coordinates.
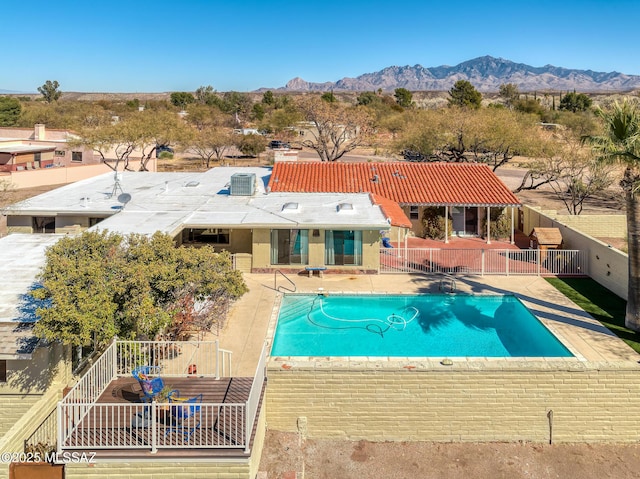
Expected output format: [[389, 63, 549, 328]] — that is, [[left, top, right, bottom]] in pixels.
[[259, 430, 640, 479]]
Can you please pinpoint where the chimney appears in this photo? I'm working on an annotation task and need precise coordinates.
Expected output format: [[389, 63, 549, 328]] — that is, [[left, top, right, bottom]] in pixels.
[[34, 124, 45, 140]]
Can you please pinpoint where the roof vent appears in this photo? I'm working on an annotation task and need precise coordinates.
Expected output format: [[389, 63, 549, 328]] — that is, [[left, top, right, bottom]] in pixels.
[[337, 202, 354, 212], [282, 202, 299, 211], [230, 173, 256, 196], [185, 181, 200, 188]]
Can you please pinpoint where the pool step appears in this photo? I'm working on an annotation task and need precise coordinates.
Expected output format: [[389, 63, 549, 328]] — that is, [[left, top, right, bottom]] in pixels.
[[278, 296, 318, 323]]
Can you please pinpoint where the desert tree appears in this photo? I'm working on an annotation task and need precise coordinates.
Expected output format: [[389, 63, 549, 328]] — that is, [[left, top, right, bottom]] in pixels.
[[448, 80, 482, 109], [0, 97, 21, 126], [520, 133, 614, 214], [37, 80, 62, 103], [498, 83, 520, 109], [397, 107, 538, 169], [394, 88, 413, 108], [195, 85, 220, 106], [78, 110, 188, 171], [235, 133, 267, 157], [262, 90, 275, 106], [585, 99, 640, 331], [170, 92, 195, 109], [32, 231, 247, 348], [296, 96, 374, 162], [190, 128, 233, 167], [559, 91, 592, 113]]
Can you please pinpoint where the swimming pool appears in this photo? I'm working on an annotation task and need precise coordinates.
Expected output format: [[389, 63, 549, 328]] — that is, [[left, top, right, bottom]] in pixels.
[[271, 294, 573, 357]]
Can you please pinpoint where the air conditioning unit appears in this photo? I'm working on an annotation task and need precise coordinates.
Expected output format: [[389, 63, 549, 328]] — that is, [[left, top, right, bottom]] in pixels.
[[230, 173, 256, 196]]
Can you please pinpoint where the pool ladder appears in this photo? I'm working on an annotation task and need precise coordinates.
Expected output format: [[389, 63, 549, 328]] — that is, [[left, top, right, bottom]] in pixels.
[[438, 273, 457, 293], [274, 270, 296, 293]]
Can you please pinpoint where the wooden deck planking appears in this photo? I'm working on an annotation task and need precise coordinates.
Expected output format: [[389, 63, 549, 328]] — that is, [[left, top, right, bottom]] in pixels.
[[62, 376, 263, 458]]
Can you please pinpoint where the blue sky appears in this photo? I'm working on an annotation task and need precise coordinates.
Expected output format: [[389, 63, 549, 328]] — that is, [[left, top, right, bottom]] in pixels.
[[3, 0, 639, 93]]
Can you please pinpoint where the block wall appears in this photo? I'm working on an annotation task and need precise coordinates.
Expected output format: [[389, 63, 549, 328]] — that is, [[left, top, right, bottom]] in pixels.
[[266, 361, 640, 443]]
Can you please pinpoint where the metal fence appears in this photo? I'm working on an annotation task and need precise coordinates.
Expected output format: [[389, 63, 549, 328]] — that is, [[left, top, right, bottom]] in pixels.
[[60, 401, 249, 451], [56, 339, 257, 454], [115, 340, 232, 379], [380, 248, 588, 276]]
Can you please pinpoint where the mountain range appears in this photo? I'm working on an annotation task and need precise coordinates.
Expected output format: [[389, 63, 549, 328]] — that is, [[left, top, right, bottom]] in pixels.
[[282, 56, 640, 93]]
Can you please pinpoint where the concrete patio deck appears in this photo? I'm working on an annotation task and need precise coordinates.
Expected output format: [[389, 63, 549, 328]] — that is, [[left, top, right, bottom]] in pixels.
[[217, 273, 639, 376]]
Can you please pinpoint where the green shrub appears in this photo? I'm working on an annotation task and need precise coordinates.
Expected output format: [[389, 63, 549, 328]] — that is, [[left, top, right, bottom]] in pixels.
[[482, 208, 511, 239], [421, 207, 452, 240]]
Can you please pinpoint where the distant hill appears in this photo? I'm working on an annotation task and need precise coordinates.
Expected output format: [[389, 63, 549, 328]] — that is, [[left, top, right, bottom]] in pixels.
[[281, 56, 640, 93]]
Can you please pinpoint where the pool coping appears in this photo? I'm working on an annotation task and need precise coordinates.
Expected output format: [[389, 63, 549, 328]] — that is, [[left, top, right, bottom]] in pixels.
[[265, 277, 640, 369]]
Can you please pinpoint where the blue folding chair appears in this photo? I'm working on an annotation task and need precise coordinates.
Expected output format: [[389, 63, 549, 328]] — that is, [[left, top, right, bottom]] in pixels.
[[132, 365, 166, 402], [165, 393, 203, 441]]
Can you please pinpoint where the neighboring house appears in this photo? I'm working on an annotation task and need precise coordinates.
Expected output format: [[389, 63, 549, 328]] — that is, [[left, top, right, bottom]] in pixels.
[[5, 167, 391, 274], [0, 235, 71, 465], [269, 162, 521, 243], [0, 124, 97, 172]]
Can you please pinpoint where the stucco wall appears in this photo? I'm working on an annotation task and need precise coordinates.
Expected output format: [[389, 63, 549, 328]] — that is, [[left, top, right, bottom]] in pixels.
[[522, 206, 628, 299], [266, 360, 640, 443], [5, 216, 31, 234], [228, 229, 252, 254], [0, 159, 156, 190]]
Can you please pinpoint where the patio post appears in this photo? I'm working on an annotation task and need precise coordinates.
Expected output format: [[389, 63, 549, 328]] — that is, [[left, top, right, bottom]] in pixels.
[[112, 337, 118, 380], [56, 401, 63, 454], [444, 206, 449, 244], [510, 206, 515, 245], [486, 207, 491, 244], [215, 341, 220, 380], [151, 400, 157, 453]]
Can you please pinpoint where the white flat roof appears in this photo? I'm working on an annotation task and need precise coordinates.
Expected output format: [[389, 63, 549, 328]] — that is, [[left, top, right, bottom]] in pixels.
[[8, 167, 390, 234], [0, 234, 62, 323]]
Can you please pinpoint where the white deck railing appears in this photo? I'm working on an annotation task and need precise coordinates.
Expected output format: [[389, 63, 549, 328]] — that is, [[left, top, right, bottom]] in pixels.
[[57, 339, 258, 453], [57, 339, 118, 449], [115, 340, 232, 378], [60, 401, 249, 451], [244, 342, 267, 453], [380, 248, 587, 276]]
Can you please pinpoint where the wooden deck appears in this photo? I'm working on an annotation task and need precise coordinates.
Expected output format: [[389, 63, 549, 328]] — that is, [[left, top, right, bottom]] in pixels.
[[61, 376, 264, 460]]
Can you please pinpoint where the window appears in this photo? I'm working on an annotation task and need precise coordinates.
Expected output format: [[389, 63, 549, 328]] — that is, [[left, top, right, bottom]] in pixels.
[[270, 229, 308, 265], [54, 150, 66, 157], [325, 230, 362, 266], [182, 228, 230, 244], [89, 217, 104, 227], [410, 206, 419, 220], [33, 152, 41, 162], [71, 151, 82, 162], [200, 228, 229, 243], [0, 360, 6, 382]]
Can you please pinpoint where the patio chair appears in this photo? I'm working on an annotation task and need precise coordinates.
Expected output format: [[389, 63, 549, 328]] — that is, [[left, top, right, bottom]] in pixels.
[[132, 365, 166, 402], [165, 393, 203, 441]]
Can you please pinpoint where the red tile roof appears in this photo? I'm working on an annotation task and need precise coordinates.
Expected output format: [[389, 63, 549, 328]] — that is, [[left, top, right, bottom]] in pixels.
[[269, 162, 521, 207], [370, 194, 412, 228]]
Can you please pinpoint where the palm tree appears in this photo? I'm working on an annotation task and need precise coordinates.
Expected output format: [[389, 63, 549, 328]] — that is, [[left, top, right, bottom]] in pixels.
[[587, 99, 640, 331]]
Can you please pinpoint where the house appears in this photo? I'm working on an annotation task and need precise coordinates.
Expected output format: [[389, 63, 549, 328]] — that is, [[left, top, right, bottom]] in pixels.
[[5, 167, 391, 274], [0, 235, 71, 469], [0, 124, 98, 171], [0, 166, 393, 476], [268, 162, 521, 243], [0, 124, 157, 192]]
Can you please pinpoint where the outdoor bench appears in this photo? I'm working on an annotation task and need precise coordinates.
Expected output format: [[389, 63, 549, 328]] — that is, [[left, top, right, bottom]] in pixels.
[[305, 266, 327, 278]]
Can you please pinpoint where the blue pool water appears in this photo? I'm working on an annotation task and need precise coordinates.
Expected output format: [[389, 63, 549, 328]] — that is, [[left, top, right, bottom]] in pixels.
[[272, 294, 573, 357]]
